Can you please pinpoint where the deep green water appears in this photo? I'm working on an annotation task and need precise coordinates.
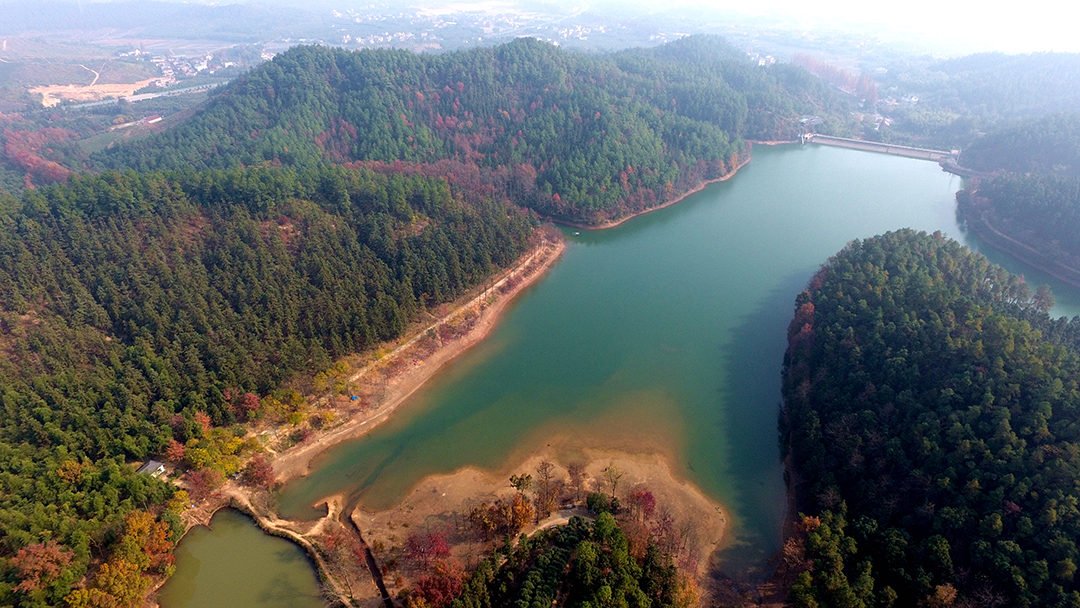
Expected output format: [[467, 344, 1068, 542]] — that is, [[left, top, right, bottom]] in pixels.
[[162, 145, 1080, 608]]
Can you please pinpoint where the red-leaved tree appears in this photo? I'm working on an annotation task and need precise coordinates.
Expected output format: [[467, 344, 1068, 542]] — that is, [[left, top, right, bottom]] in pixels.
[[240, 392, 261, 418], [13, 540, 74, 593], [413, 560, 465, 608], [404, 530, 450, 568], [242, 454, 275, 489], [193, 411, 212, 434], [165, 439, 186, 462], [184, 468, 223, 501], [627, 487, 657, 523]]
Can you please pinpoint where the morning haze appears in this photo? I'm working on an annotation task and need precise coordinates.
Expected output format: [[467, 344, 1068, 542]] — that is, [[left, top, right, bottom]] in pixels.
[[0, 1, 1078, 607]]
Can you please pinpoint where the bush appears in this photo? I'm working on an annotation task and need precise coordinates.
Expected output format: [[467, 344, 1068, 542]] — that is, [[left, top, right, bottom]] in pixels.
[[586, 492, 619, 515]]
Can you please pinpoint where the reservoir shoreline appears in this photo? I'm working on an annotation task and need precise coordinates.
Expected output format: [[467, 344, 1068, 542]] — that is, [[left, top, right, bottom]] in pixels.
[[156, 237, 565, 607], [157, 152, 757, 605], [550, 155, 753, 231], [269, 235, 566, 485], [161, 144, 1015, 608], [959, 191, 1080, 288]]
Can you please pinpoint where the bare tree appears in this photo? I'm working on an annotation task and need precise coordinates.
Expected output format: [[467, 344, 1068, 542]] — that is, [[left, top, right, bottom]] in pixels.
[[567, 461, 586, 503], [602, 464, 624, 500], [534, 460, 557, 521]]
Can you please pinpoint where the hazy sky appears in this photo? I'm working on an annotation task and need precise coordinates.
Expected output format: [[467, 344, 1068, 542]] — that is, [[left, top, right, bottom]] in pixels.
[[663, 0, 1080, 54], [3, 0, 1072, 56]]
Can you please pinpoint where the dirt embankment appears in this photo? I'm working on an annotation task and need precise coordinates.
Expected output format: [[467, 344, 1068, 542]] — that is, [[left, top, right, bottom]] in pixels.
[[959, 191, 1080, 288], [270, 236, 566, 484], [145, 486, 370, 608]]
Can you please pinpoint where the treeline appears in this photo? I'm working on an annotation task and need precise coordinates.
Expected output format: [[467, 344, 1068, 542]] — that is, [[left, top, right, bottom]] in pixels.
[[875, 52, 1080, 149], [434, 514, 693, 608], [956, 113, 1080, 283], [960, 113, 1080, 176], [791, 53, 877, 104], [881, 52, 1080, 120], [96, 36, 850, 224], [0, 165, 535, 606], [781, 230, 1080, 607]]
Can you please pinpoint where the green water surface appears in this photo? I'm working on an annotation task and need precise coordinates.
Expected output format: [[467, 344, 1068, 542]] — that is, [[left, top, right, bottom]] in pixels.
[[163, 145, 1080, 607], [158, 509, 324, 608]]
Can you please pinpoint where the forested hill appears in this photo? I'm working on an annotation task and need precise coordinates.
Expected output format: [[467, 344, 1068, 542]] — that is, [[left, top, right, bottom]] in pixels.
[[959, 113, 1080, 176], [0, 166, 535, 606], [955, 114, 1080, 284], [96, 36, 849, 225], [882, 52, 1080, 121], [781, 230, 1080, 608], [872, 52, 1080, 150]]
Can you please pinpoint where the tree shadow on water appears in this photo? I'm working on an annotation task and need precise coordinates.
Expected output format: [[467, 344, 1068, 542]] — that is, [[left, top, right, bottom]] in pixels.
[[711, 269, 815, 584]]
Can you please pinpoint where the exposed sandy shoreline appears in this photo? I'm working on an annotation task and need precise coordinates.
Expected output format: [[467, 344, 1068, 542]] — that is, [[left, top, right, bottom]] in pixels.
[[352, 447, 727, 601], [271, 237, 566, 485], [552, 156, 752, 231], [159, 151, 765, 604]]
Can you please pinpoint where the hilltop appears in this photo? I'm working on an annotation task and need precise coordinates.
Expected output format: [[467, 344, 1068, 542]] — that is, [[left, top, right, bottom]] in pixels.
[[97, 36, 851, 225]]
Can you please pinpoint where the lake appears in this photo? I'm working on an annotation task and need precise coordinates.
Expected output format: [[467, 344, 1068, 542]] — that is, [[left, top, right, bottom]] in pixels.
[[157, 509, 324, 608], [161, 144, 1080, 608]]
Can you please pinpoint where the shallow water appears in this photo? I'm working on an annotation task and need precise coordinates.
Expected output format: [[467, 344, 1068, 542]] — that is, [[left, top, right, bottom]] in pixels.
[[164, 144, 1080, 608], [158, 509, 324, 608]]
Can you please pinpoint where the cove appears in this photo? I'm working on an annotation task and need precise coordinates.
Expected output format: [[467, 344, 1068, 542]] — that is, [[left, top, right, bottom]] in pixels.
[[165, 144, 1080, 607], [157, 509, 324, 608]]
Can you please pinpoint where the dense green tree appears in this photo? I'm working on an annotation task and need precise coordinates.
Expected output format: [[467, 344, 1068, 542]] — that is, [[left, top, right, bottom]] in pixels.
[[960, 113, 1080, 176], [782, 230, 1080, 607], [875, 53, 1080, 148], [0, 165, 536, 606], [96, 36, 849, 224], [955, 113, 1080, 284], [445, 514, 692, 608]]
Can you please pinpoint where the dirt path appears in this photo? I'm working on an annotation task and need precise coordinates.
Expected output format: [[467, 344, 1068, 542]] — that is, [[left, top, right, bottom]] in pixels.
[[272, 237, 565, 483], [79, 64, 101, 87], [963, 193, 1080, 287]]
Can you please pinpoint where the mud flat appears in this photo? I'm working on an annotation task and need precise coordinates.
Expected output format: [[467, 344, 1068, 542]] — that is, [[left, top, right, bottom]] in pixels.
[[354, 446, 727, 597]]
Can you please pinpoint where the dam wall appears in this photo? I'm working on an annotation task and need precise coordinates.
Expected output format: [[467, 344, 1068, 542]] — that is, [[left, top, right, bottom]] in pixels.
[[804, 134, 955, 162]]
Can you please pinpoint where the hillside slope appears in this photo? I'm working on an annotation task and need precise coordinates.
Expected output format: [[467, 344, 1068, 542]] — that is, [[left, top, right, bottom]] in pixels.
[[0, 166, 535, 606], [97, 36, 849, 224], [956, 114, 1080, 285], [782, 230, 1080, 608]]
